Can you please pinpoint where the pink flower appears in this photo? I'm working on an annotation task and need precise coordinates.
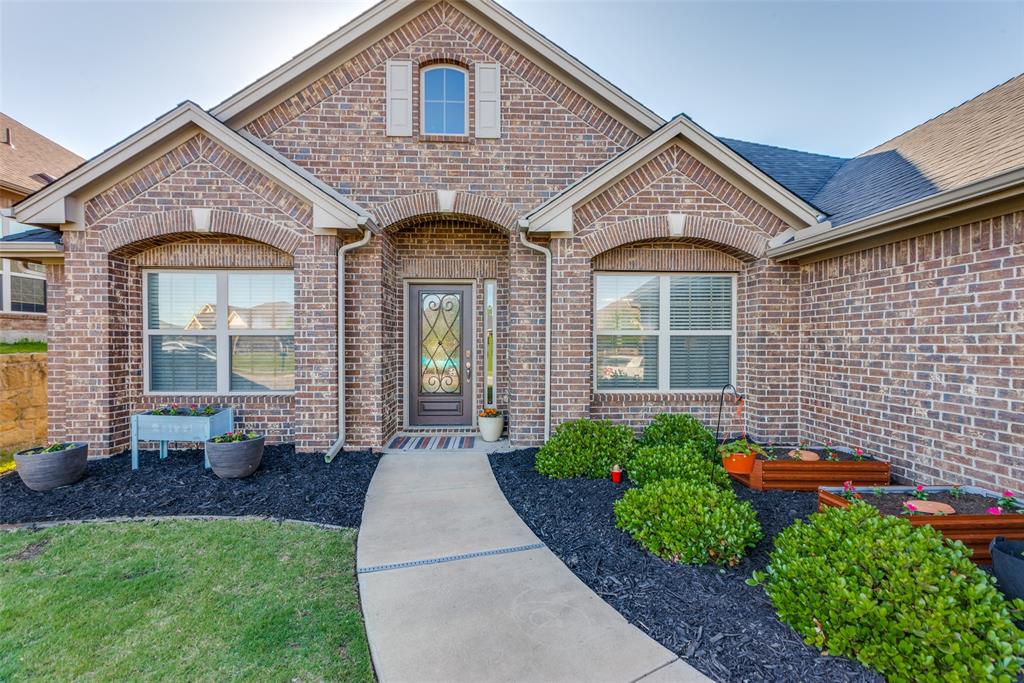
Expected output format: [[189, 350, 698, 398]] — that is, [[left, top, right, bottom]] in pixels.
[[916, 485, 924, 492], [987, 507, 1003, 515], [1004, 490, 1015, 498], [843, 480, 854, 490], [904, 502, 917, 512]]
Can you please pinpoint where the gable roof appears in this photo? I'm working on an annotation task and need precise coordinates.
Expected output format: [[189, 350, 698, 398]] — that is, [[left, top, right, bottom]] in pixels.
[[523, 114, 824, 232], [11, 101, 374, 232], [810, 73, 1024, 227], [719, 138, 847, 205], [0, 113, 83, 197], [210, 0, 664, 135]]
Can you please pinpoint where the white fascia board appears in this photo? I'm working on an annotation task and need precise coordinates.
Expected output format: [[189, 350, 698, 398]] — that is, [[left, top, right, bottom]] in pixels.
[[526, 116, 821, 233], [462, 0, 663, 132], [211, 0, 663, 135], [211, 0, 420, 123], [13, 101, 369, 232], [768, 165, 1024, 259], [0, 242, 64, 264]]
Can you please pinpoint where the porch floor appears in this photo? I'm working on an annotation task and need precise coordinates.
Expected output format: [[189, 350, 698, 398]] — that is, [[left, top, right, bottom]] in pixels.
[[356, 448, 708, 682]]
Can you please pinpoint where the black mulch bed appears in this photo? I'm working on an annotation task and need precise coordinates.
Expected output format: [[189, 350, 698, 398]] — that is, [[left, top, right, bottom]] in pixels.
[[490, 448, 882, 683], [1, 445, 380, 529]]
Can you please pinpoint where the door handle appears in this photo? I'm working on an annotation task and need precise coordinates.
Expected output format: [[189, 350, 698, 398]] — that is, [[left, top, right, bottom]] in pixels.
[[466, 361, 472, 378]]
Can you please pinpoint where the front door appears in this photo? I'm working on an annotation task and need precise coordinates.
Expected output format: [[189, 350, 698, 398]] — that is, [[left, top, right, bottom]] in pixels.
[[408, 283, 473, 426]]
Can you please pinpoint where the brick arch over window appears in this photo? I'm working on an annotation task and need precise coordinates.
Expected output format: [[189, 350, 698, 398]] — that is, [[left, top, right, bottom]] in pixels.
[[374, 191, 518, 235], [580, 214, 766, 261], [100, 209, 304, 256]]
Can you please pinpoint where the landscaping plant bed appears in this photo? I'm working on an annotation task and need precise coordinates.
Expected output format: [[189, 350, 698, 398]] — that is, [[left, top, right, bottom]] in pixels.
[[490, 448, 880, 683], [0, 445, 379, 528], [818, 485, 1024, 563], [730, 446, 890, 492]]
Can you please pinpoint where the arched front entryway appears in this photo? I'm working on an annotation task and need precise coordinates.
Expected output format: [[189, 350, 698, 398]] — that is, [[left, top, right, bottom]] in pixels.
[[382, 213, 511, 433]]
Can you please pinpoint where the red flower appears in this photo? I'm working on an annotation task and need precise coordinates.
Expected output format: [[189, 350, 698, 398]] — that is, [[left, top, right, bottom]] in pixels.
[[987, 507, 1003, 516], [855, 447, 863, 456], [1004, 490, 1015, 498], [916, 485, 924, 492]]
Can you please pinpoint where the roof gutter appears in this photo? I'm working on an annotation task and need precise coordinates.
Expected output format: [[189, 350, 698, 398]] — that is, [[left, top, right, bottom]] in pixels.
[[768, 165, 1024, 259]]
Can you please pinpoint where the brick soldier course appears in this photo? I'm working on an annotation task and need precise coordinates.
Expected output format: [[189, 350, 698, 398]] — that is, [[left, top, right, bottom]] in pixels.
[[3, 0, 1021, 493]]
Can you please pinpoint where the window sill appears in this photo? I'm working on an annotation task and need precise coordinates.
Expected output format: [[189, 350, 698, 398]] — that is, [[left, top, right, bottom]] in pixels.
[[418, 134, 472, 144], [593, 391, 723, 403], [142, 392, 295, 398]]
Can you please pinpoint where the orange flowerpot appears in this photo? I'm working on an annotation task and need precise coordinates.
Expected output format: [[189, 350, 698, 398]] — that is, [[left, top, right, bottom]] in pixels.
[[722, 451, 756, 475]]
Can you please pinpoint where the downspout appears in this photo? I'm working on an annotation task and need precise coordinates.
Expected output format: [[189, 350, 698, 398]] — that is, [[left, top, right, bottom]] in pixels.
[[325, 226, 373, 463], [518, 228, 551, 442]]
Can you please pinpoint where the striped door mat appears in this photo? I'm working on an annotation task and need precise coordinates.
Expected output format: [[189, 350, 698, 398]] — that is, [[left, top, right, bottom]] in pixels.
[[387, 435, 477, 451]]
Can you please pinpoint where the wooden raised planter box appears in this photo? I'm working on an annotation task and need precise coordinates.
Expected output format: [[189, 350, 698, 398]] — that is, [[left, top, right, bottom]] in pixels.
[[818, 485, 1024, 563], [730, 457, 890, 491]]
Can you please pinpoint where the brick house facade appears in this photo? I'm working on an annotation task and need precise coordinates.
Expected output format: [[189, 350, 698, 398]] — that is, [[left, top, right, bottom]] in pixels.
[[3, 0, 1021, 492]]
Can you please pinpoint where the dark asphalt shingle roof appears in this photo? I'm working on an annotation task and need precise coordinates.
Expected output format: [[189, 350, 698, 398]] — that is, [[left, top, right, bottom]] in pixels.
[[0, 227, 61, 244], [720, 74, 1024, 227], [718, 138, 847, 207]]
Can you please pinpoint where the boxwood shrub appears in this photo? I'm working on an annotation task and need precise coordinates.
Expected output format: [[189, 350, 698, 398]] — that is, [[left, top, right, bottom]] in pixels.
[[628, 443, 730, 489], [614, 478, 762, 566], [534, 419, 635, 479], [639, 413, 716, 460], [750, 503, 1024, 682]]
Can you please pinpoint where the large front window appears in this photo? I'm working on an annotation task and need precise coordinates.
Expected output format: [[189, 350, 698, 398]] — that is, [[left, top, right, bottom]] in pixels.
[[144, 270, 294, 394], [594, 273, 735, 391]]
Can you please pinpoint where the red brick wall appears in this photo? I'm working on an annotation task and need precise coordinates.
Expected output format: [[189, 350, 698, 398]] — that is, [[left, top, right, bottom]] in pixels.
[[56, 133, 339, 456], [551, 141, 794, 443], [800, 212, 1024, 491]]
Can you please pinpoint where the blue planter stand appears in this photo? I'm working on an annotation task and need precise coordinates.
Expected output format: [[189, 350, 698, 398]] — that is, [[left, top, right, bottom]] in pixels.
[[130, 408, 235, 470]]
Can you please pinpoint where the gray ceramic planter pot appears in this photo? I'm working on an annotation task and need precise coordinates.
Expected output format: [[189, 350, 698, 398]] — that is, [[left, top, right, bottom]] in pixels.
[[204, 436, 265, 479], [14, 442, 88, 491]]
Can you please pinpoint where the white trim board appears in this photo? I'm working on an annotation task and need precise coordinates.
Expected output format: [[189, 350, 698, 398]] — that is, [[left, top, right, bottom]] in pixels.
[[11, 102, 374, 234]]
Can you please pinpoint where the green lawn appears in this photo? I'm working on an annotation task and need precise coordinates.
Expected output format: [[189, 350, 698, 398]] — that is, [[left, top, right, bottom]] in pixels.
[[0, 340, 46, 354], [0, 520, 373, 682]]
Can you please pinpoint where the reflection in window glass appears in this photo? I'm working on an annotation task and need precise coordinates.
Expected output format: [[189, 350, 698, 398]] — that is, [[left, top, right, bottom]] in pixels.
[[595, 335, 658, 390], [149, 335, 217, 392], [595, 275, 659, 331], [228, 273, 294, 329], [10, 276, 46, 313], [147, 272, 217, 330], [230, 336, 295, 391], [422, 66, 466, 135]]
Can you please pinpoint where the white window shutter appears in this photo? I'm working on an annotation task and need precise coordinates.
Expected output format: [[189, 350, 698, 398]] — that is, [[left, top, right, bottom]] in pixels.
[[475, 63, 501, 139], [386, 59, 413, 136]]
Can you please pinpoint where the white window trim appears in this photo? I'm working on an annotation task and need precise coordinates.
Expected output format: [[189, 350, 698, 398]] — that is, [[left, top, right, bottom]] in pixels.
[[593, 271, 737, 393], [1, 217, 47, 314], [420, 64, 469, 137], [142, 269, 295, 396]]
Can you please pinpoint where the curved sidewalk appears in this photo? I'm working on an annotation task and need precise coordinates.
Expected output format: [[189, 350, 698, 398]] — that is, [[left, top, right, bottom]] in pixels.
[[357, 449, 709, 683]]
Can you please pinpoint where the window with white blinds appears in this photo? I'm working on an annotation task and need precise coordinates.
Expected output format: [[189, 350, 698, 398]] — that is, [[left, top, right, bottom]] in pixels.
[[595, 273, 735, 392], [144, 270, 294, 394]]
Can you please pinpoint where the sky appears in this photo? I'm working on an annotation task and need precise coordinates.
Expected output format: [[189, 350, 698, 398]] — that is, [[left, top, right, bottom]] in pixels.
[[1, 0, 1022, 161]]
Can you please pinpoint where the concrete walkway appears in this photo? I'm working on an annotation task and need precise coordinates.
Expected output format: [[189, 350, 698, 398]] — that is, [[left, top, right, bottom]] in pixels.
[[357, 449, 710, 683]]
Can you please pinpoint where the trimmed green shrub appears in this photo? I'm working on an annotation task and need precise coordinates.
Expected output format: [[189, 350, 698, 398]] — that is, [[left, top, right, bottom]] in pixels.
[[628, 443, 730, 489], [639, 413, 716, 460], [749, 503, 1024, 682], [534, 419, 635, 479], [614, 478, 762, 566]]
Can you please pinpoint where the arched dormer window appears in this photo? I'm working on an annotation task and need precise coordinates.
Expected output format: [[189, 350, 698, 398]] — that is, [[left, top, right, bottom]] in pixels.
[[421, 65, 467, 136]]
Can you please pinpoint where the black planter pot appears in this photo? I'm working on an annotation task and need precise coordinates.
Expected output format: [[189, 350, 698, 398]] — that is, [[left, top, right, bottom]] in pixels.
[[990, 536, 1024, 600], [13, 442, 89, 491], [205, 436, 265, 479]]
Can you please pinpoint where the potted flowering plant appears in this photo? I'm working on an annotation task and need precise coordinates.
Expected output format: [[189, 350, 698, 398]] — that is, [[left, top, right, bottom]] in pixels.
[[478, 408, 504, 442], [13, 442, 89, 491], [718, 439, 765, 475], [204, 431, 264, 479]]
